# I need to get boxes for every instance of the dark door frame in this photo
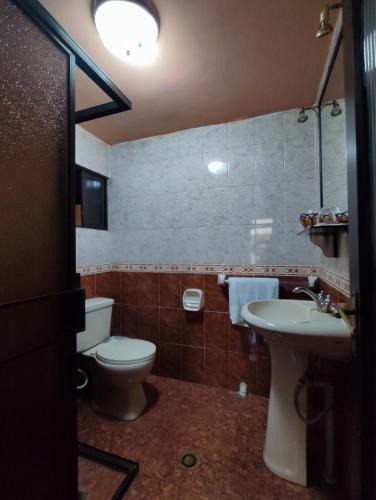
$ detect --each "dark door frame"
[4,0,134,496]
[343,0,375,498]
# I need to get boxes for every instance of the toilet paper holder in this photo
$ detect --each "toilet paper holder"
[182,289,204,311]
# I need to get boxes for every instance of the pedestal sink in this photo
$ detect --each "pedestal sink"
[241,300,353,486]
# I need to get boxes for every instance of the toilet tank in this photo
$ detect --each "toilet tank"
[77,297,114,353]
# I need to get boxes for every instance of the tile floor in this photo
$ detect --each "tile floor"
[78,375,332,499]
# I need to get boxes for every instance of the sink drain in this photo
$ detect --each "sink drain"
[179,451,199,469]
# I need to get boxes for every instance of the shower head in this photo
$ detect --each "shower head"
[316,5,332,38]
[316,19,333,38]
[297,108,309,123]
[330,100,342,116]
[316,3,342,39]
[297,105,319,123]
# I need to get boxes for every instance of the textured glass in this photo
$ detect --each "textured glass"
[0,0,70,302]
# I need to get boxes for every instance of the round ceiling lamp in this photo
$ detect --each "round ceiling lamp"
[93,0,159,65]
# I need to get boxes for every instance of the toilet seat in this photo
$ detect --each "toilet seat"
[96,337,156,366]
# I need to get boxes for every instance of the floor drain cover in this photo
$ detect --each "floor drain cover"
[179,452,199,469]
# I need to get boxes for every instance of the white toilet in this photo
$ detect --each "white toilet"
[77,297,156,421]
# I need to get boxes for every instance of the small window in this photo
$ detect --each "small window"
[76,165,108,230]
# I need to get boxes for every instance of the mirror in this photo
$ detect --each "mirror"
[320,43,347,211]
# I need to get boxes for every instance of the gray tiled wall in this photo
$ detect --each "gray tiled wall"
[109,109,320,266]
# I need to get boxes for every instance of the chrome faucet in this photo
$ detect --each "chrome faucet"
[293,287,332,313]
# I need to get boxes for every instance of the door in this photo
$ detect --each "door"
[0,0,83,498]
[342,0,376,498]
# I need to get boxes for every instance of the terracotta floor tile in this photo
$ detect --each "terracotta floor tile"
[78,375,334,500]
[78,456,124,500]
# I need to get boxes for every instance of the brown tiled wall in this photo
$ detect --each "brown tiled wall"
[80,272,308,396]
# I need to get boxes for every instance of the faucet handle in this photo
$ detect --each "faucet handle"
[323,294,332,312]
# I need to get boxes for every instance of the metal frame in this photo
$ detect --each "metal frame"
[317,28,344,207]
[78,442,139,499]
[14,0,132,124]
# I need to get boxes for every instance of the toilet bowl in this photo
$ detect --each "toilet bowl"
[77,297,156,421]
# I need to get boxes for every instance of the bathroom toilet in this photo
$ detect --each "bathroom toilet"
[77,297,156,421]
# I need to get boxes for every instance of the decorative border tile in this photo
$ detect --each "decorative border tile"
[318,267,350,297]
[114,263,319,276]
[77,264,112,276]
[77,262,349,297]
[79,263,318,277]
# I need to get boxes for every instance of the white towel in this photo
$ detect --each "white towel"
[229,277,279,325]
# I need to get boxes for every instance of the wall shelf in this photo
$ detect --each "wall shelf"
[298,223,348,258]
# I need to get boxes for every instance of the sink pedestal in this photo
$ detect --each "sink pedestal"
[241,298,353,486]
[263,341,308,486]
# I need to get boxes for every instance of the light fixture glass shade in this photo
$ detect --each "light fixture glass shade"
[94,0,159,65]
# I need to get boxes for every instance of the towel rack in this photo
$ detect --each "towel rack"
[218,274,229,285]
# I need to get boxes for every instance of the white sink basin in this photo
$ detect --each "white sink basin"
[240,299,353,487]
[241,299,353,360]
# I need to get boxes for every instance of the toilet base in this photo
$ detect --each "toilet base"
[92,381,147,421]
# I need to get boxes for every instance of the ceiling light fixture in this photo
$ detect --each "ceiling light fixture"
[93,0,159,65]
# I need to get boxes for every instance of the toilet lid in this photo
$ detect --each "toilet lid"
[96,337,156,366]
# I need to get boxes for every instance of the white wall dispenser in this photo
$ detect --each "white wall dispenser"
[182,289,204,311]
